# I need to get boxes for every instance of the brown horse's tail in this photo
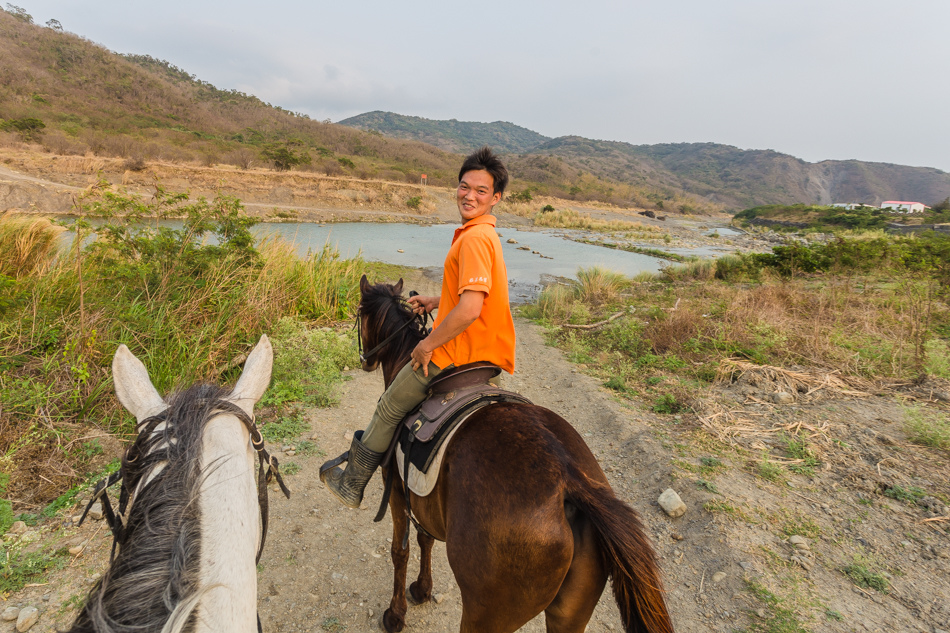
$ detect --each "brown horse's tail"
[567,477,674,633]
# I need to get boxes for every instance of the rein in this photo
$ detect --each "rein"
[356,291,429,365]
[80,398,290,564]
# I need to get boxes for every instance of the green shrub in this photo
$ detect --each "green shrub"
[406,196,422,210]
[264,318,358,408]
[883,485,926,504]
[261,143,311,171]
[904,406,950,451]
[652,393,683,414]
[843,556,889,593]
[0,117,46,140]
[604,376,631,393]
[508,190,533,203]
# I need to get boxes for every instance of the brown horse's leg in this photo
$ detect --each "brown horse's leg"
[408,529,435,603]
[383,473,410,633]
[543,508,608,633]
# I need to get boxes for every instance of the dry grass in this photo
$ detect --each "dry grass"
[576,266,629,303]
[716,360,872,398]
[635,278,947,378]
[697,398,837,453]
[532,208,654,232]
[659,258,717,282]
[0,211,66,278]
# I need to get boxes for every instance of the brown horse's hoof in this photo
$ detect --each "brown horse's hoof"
[408,580,432,604]
[381,608,405,633]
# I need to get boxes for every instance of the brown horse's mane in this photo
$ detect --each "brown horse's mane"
[360,281,427,379]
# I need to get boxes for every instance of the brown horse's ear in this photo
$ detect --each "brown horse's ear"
[360,274,370,294]
[393,278,404,295]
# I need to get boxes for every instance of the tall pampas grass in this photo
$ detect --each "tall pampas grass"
[0,212,66,278]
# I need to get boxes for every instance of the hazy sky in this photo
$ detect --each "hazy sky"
[18,0,950,171]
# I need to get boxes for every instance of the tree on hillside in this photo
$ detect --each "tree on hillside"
[261,142,311,172]
[45,18,63,30]
[0,117,45,141]
[4,3,32,23]
[931,197,949,212]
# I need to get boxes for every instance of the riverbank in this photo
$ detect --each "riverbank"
[0,146,734,234]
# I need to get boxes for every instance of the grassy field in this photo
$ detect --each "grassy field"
[0,185,409,534]
[524,235,950,416]
[521,235,950,631]
[734,203,950,232]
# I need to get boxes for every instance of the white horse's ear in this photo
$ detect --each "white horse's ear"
[113,345,168,424]
[228,334,273,417]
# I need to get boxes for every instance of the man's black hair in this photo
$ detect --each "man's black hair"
[458,146,509,196]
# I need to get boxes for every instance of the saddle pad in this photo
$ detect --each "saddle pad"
[395,408,476,497]
[399,392,531,471]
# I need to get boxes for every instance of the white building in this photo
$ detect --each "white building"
[831,203,870,210]
[881,201,930,214]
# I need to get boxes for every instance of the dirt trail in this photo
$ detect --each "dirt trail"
[2,156,949,632]
[255,314,705,633]
[5,302,950,632]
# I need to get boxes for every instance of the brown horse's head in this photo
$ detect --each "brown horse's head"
[357,275,424,381]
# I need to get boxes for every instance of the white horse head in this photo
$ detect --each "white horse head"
[71,335,274,633]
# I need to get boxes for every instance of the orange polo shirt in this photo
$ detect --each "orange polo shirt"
[431,214,516,374]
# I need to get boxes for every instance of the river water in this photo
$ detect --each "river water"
[256,222,664,300]
[63,219,667,301]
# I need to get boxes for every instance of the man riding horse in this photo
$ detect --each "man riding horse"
[321,147,516,507]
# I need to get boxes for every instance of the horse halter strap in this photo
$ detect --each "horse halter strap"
[356,292,429,364]
[80,398,291,565]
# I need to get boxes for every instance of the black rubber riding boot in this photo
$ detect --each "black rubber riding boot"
[319,431,384,509]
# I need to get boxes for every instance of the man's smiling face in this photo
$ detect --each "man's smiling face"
[456,169,501,222]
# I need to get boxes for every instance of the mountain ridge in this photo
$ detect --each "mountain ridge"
[1,7,947,213]
[339,111,950,209]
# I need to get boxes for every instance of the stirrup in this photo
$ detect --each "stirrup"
[319,431,383,509]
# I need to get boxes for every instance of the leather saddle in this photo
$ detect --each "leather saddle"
[381,362,531,473]
[374,362,532,537]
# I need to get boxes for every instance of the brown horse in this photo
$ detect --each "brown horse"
[357,276,674,633]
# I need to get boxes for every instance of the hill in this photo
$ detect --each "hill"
[622,142,950,209]
[0,10,462,185]
[340,111,950,210]
[4,7,945,214]
[338,111,550,154]
[0,9,661,209]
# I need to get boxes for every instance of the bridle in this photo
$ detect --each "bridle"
[356,290,430,365]
[79,399,289,564]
